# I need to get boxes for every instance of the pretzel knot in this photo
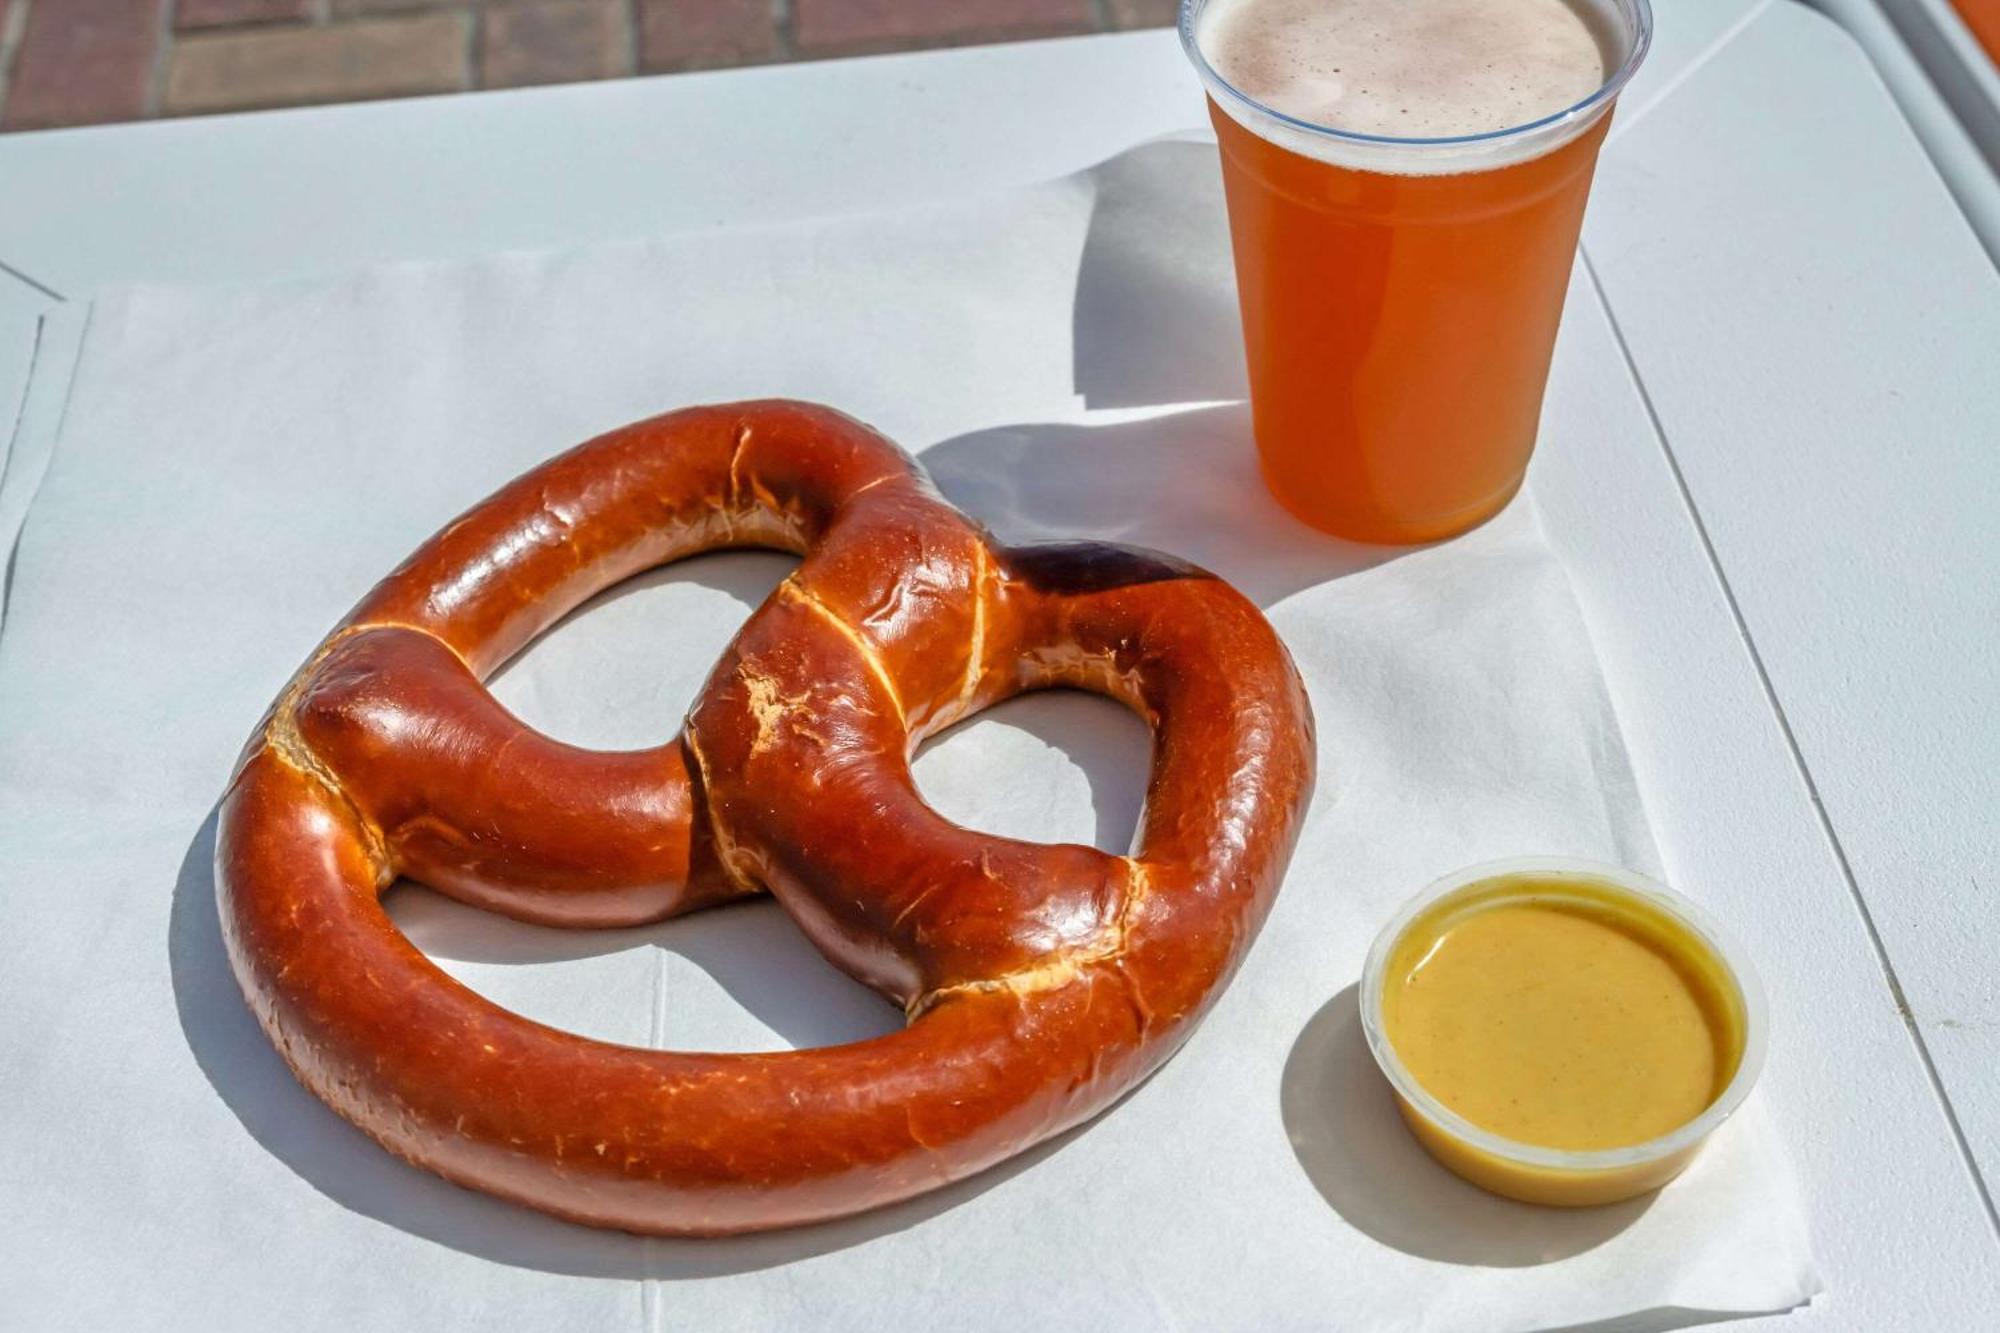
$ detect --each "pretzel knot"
[217,401,1315,1236]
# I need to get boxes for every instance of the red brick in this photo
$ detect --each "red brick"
[639,0,780,72]
[164,11,470,115]
[3,0,165,130]
[1108,0,1180,29]
[794,0,1093,54]
[177,0,315,30]
[482,0,629,88]
[331,0,469,13]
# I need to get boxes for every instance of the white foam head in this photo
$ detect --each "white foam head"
[1185,0,1651,176]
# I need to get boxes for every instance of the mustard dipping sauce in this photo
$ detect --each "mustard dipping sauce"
[1368,869,1756,1205]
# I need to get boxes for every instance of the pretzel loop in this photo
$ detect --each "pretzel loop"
[218,401,1314,1235]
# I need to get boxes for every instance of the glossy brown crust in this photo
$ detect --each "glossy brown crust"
[217,401,1315,1235]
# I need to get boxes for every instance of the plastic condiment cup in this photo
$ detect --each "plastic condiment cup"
[1359,857,1768,1207]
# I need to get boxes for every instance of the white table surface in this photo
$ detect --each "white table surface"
[2,2,1996,1328]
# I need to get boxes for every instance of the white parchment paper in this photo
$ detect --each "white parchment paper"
[0,141,1816,1332]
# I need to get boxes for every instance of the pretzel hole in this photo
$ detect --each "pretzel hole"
[379,549,922,1055]
[485,550,796,749]
[911,688,1152,856]
[383,883,902,1054]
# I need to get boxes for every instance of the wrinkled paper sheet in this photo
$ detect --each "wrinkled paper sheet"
[0,140,1816,1332]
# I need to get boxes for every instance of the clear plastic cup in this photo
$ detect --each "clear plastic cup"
[1360,857,1768,1206]
[1182,0,1655,543]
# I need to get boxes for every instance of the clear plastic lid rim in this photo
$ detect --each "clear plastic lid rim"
[1180,0,1656,177]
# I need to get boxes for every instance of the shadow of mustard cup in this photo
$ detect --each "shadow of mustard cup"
[1359,857,1768,1207]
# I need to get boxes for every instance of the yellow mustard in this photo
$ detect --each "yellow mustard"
[1365,864,1760,1206]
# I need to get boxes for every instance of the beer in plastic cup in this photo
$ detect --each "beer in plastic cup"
[1183,0,1654,543]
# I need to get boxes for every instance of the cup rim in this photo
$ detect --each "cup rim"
[1358,856,1769,1173]
[1178,0,1656,154]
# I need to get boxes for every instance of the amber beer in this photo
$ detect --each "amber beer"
[1185,0,1653,543]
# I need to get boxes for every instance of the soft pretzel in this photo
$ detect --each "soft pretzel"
[217,401,1315,1235]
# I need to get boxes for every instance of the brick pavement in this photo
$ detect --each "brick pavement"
[0,0,1182,131]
